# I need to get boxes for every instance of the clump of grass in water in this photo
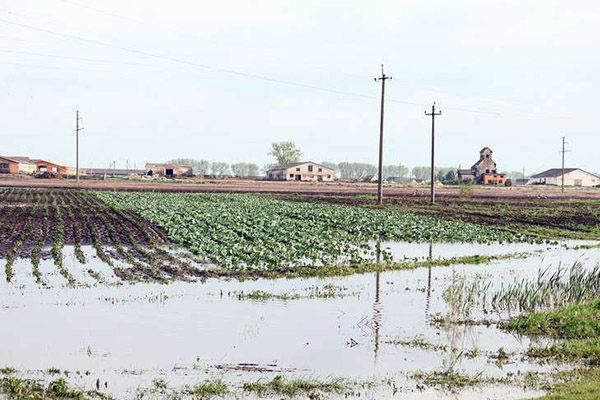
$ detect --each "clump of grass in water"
[190,380,228,399]
[242,375,344,397]
[443,262,600,317]
[504,299,600,366]
[492,262,600,313]
[0,376,94,399]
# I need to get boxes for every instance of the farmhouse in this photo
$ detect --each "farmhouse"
[457,147,506,185]
[0,156,36,174]
[145,163,193,178]
[528,168,600,187]
[267,162,334,181]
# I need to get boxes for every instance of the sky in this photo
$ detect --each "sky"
[0,0,598,174]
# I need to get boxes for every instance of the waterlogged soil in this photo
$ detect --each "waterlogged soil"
[1,242,599,399]
[0,188,213,283]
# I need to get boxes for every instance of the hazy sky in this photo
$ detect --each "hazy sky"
[1,0,598,173]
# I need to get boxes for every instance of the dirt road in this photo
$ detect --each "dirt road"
[0,175,598,199]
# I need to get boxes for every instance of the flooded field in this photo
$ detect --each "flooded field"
[1,240,598,399]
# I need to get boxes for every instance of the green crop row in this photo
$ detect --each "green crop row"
[96,192,530,270]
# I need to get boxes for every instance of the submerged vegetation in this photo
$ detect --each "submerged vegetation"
[443,262,600,316]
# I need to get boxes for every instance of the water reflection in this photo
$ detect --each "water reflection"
[373,240,382,363]
[425,241,433,316]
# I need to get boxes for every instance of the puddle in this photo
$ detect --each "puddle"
[0,241,597,399]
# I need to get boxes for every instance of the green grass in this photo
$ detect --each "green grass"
[530,369,600,400]
[0,377,108,400]
[191,380,228,399]
[242,375,344,397]
[505,299,600,339]
[502,300,600,399]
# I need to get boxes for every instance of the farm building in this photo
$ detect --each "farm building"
[267,162,334,181]
[528,168,600,187]
[83,168,145,177]
[33,159,75,175]
[145,163,194,178]
[0,156,36,174]
[457,147,506,185]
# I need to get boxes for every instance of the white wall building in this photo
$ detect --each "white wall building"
[528,168,600,187]
[267,162,335,181]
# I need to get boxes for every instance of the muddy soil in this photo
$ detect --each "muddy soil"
[1,175,599,200]
[0,188,206,283]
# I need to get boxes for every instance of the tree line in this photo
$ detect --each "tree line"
[167,159,259,177]
[170,143,532,181]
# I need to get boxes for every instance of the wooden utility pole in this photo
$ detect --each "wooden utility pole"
[560,136,571,193]
[425,102,441,204]
[374,65,391,205]
[75,110,83,183]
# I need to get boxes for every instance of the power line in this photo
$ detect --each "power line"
[0,49,157,67]
[0,16,506,115]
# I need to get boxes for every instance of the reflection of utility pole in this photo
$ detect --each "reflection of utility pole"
[426,241,433,315]
[373,271,381,363]
[425,103,441,204]
[374,65,391,205]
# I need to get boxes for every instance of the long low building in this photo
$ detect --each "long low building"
[145,163,194,177]
[267,161,335,181]
[0,156,75,175]
[529,168,600,187]
[83,168,146,177]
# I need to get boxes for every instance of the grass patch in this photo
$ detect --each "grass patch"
[242,375,344,397]
[530,369,600,400]
[0,377,107,399]
[190,379,228,399]
[504,299,600,339]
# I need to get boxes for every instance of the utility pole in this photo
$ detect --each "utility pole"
[523,167,526,184]
[561,136,571,193]
[374,65,391,205]
[424,102,441,204]
[75,110,83,183]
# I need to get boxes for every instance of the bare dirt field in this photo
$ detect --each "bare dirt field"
[0,175,599,200]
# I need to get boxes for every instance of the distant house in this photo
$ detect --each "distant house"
[0,156,36,174]
[145,163,194,178]
[528,168,600,187]
[457,147,506,185]
[267,162,334,181]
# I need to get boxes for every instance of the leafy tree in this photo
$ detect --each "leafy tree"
[210,162,230,177]
[269,141,302,165]
[231,163,247,176]
[436,167,455,182]
[247,163,259,177]
[383,164,408,179]
[337,162,377,179]
[445,170,456,183]
[411,166,431,181]
[231,162,260,177]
